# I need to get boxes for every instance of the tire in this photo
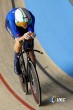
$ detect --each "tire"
[19,55,28,94]
[28,61,41,106]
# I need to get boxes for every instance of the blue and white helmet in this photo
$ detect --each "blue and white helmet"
[15,8,32,25]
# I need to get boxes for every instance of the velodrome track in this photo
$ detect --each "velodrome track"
[0,0,73,110]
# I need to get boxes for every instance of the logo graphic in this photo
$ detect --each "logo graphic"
[49,96,66,103]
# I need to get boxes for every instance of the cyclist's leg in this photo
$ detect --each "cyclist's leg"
[14,40,23,74]
[24,39,36,67]
[14,51,22,75]
[29,50,36,67]
[14,40,26,86]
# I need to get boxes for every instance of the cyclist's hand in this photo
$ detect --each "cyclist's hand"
[30,32,36,38]
[28,31,36,39]
[23,32,31,40]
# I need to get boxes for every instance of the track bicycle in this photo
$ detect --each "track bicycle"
[18,40,43,106]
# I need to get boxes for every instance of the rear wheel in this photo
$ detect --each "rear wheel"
[28,61,41,106]
[19,55,28,94]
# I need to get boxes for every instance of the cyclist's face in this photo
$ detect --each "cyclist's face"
[17,22,28,29]
[23,22,28,29]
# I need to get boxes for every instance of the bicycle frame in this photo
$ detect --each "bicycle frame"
[18,40,43,105]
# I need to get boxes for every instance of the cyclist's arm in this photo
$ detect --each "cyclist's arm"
[9,21,34,42]
[15,32,33,43]
[14,20,35,42]
[9,20,26,42]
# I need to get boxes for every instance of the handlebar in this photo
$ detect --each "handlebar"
[18,49,43,58]
[33,49,43,54]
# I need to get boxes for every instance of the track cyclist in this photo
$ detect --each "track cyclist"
[5,7,36,87]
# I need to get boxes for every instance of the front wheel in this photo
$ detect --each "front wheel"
[28,61,41,106]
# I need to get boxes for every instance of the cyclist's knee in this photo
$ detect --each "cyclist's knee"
[14,40,22,53]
